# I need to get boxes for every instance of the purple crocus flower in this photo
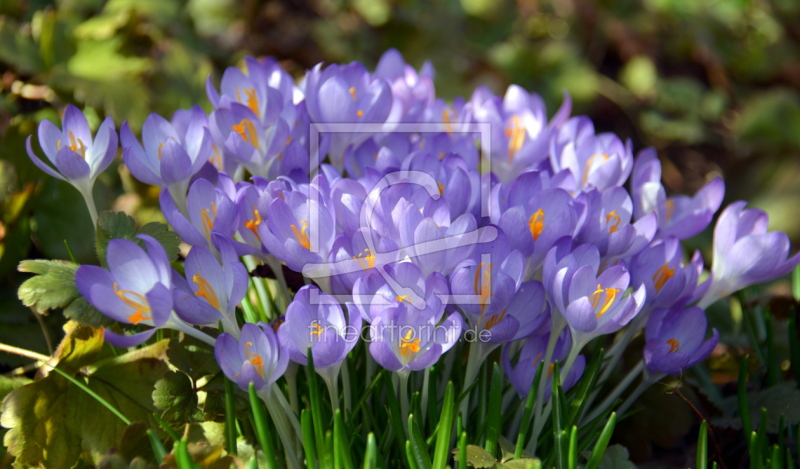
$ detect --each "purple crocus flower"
[630,236,708,312]
[215,322,289,391]
[545,248,646,347]
[575,187,657,264]
[373,48,435,123]
[277,285,360,382]
[549,120,633,193]
[450,259,549,345]
[26,105,118,223]
[121,107,212,212]
[160,176,240,254]
[502,329,585,398]
[75,235,212,347]
[208,103,290,179]
[496,187,585,275]
[698,201,800,307]
[172,236,248,335]
[368,290,462,372]
[631,148,725,240]
[303,61,394,170]
[352,262,449,323]
[257,176,336,275]
[643,305,719,376]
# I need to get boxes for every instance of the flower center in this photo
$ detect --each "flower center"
[473,262,494,318]
[244,206,263,242]
[114,282,152,325]
[200,202,218,240]
[244,341,265,378]
[485,309,507,330]
[232,119,259,148]
[236,87,260,117]
[209,144,224,170]
[652,262,676,293]
[665,199,676,223]
[528,209,545,241]
[56,130,87,159]
[310,322,324,337]
[192,271,221,309]
[605,210,621,234]
[399,330,421,361]
[589,284,621,318]
[353,248,375,269]
[290,219,311,250]
[505,115,525,162]
[667,338,680,353]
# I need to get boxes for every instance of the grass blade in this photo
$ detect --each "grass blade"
[764,312,778,387]
[335,409,355,469]
[516,359,545,458]
[307,350,328,465]
[405,441,421,469]
[585,412,616,469]
[788,311,800,389]
[147,429,167,463]
[384,372,409,465]
[485,363,503,458]
[302,409,319,469]
[432,381,455,469]
[697,420,708,469]
[363,433,377,469]
[223,376,238,456]
[567,347,603,427]
[408,414,433,469]
[249,383,278,469]
[552,363,565,469]
[458,431,468,469]
[567,425,578,469]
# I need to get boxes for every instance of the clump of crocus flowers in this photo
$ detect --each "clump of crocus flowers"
[29,48,800,464]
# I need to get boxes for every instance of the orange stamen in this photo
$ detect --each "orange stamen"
[528,209,545,241]
[290,220,311,250]
[667,338,680,353]
[192,271,221,309]
[114,282,152,325]
[652,262,676,293]
[606,210,621,234]
[232,119,259,148]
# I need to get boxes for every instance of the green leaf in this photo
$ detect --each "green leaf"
[96,211,181,264]
[620,56,657,98]
[501,459,541,469]
[0,324,170,469]
[137,222,181,261]
[452,445,497,468]
[17,259,79,314]
[152,370,198,425]
[485,363,502,458]
[166,335,219,381]
[596,445,636,469]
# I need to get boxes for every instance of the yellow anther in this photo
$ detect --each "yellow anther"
[244,341,264,378]
[437,181,446,196]
[200,202,218,240]
[353,249,375,269]
[589,284,621,318]
[399,330,421,360]
[56,130,87,159]
[605,210,622,234]
[528,209,545,241]
[505,115,525,162]
[582,152,610,186]
[232,119,259,149]
[236,87,260,116]
[192,271,221,309]
[348,87,357,101]
[114,282,152,325]
[244,206,263,241]
[547,363,555,379]
[473,262,494,318]
[665,199,676,223]
[485,309,507,330]
[396,295,411,303]
[667,338,680,353]
[209,144,224,170]
[652,262,676,293]
[310,322,324,336]
[290,220,311,250]
[356,110,364,118]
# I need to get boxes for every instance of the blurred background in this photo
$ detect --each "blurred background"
[1,0,799,464]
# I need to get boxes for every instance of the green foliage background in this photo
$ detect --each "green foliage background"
[1,0,800,465]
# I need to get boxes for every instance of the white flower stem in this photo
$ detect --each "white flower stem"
[168,318,216,346]
[79,186,98,228]
[528,320,565,455]
[583,359,645,424]
[398,370,411,435]
[261,389,301,469]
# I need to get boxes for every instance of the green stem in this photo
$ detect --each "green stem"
[262,389,302,469]
[399,370,411,434]
[582,360,644,424]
